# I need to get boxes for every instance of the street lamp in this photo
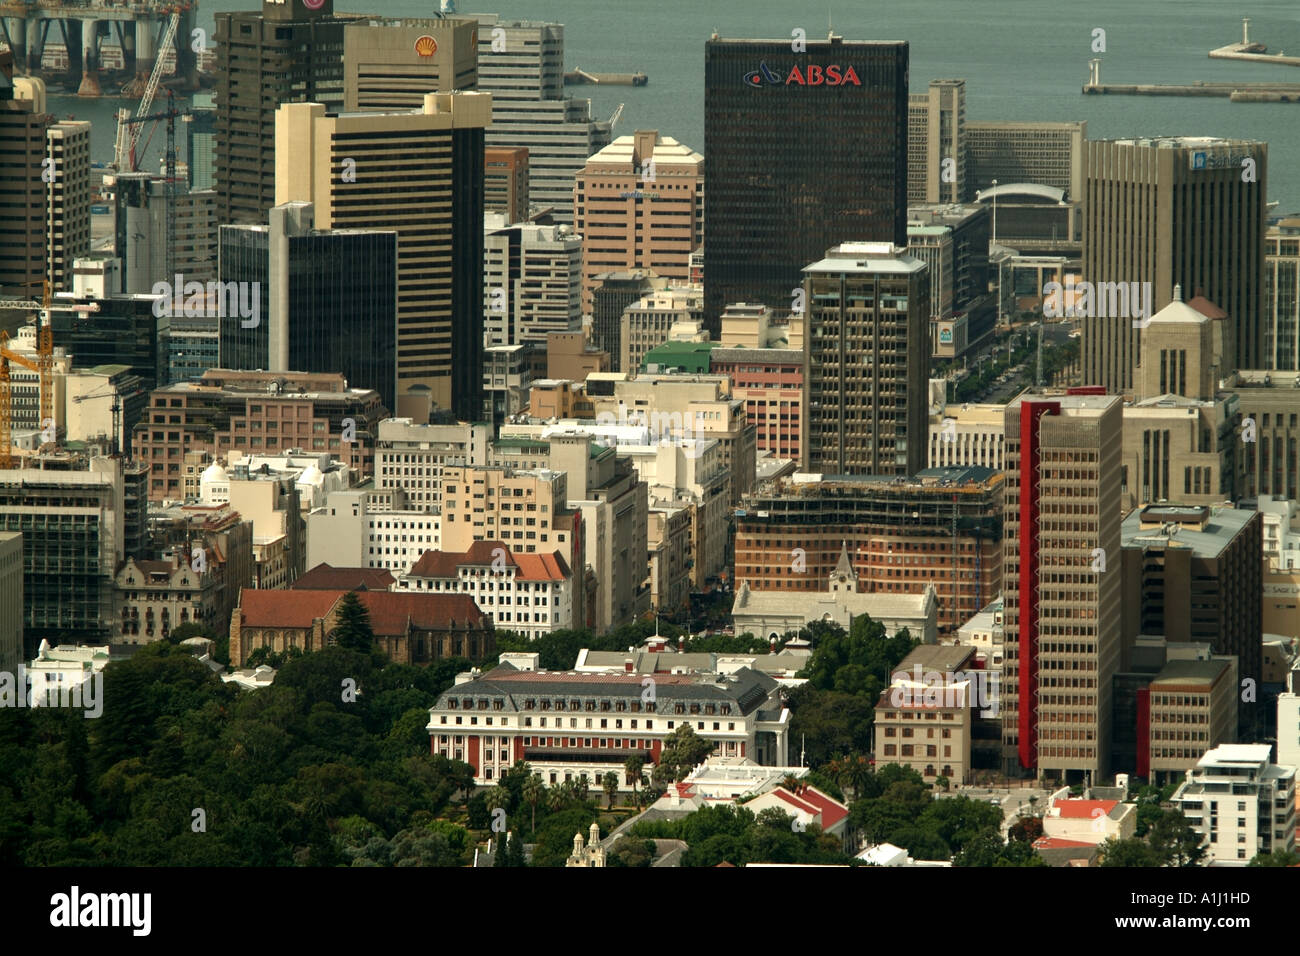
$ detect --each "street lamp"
[990,179,1003,329]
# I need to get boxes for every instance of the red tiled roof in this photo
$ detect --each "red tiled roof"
[408,541,515,579]
[238,589,486,634]
[238,589,340,628]
[1033,837,1095,849]
[514,550,571,581]
[1186,295,1227,319]
[293,563,396,591]
[792,785,849,830]
[1053,799,1118,820]
[355,591,487,635]
[772,788,820,816]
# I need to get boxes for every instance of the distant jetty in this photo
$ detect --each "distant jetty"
[1210,18,1300,67]
[565,69,648,86]
[1083,59,1300,102]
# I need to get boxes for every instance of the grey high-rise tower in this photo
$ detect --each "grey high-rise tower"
[475,15,610,223]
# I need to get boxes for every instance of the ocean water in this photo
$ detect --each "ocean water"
[44,0,1300,211]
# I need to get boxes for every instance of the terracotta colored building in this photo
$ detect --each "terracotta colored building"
[733,467,1003,635]
[131,369,386,502]
[709,346,804,462]
[230,588,493,666]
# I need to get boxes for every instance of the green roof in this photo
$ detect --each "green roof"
[641,341,716,373]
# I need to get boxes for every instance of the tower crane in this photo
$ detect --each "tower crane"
[0,282,100,469]
[116,90,192,279]
[72,381,140,458]
[113,10,182,173]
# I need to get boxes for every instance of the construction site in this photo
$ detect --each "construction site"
[0,0,201,97]
[732,466,1006,635]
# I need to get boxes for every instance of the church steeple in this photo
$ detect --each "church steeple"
[830,542,858,594]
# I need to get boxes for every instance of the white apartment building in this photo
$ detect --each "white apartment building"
[1171,744,1297,864]
[927,400,1006,471]
[375,418,490,514]
[484,214,583,346]
[1278,669,1300,778]
[1258,495,1300,571]
[306,488,442,575]
[394,540,575,639]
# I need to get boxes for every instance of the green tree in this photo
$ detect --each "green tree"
[1248,848,1300,867]
[602,772,619,809]
[506,829,527,867]
[659,724,714,781]
[608,836,656,867]
[522,774,544,832]
[624,755,645,807]
[1146,809,1205,867]
[332,591,375,653]
[1099,837,1164,867]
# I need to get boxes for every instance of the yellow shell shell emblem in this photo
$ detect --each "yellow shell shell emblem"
[415,35,438,58]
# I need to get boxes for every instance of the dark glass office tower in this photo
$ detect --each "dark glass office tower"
[217,225,271,374]
[704,35,909,332]
[220,203,398,409]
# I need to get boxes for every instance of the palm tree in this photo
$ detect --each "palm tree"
[522,773,544,833]
[602,772,619,809]
[841,754,872,800]
[624,755,646,807]
[573,773,590,803]
[781,773,802,793]
[485,783,511,815]
[546,783,567,814]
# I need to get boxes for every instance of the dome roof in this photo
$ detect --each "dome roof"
[201,463,228,483]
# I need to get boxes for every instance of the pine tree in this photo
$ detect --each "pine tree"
[332,591,374,652]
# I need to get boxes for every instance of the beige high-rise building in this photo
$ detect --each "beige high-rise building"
[1265,218,1300,371]
[590,374,756,506]
[574,130,704,314]
[907,79,965,205]
[1002,391,1123,781]
[801,242,930,477]
[1121,289,1242,510]
[343,17,478,111]
[44,120,91,292]
[1082,137,1268,392]
[1,72,51,294]
[439,465,573,557]
[619,286,704,374]
[485,147,529,223]
[275,93,491,420]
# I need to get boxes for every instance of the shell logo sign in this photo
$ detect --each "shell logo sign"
[302,0,326,10]
[415,35,438,58]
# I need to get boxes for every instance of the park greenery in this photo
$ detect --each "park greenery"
[1,597,1231,867]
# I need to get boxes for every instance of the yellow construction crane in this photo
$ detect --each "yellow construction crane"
[0,281,100,469]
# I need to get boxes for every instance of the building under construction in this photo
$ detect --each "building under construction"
[733,466,1004,635]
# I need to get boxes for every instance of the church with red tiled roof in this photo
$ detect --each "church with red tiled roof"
[230,587,495,666]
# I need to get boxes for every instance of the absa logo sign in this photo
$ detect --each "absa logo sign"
[744,62,862,87]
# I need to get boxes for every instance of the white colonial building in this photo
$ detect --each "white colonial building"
[426,652,791,789]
